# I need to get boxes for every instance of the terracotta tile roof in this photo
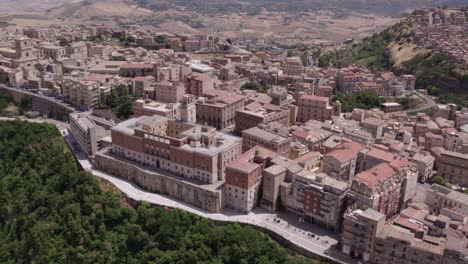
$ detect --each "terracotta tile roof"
[227,146,278,174]
[366,147,398,163]
[292,129,308,139]
[299,94,329,102]
[293,151,322,163]
[355,163,396,188]
[326,141,364,162]
[244,102,262,111]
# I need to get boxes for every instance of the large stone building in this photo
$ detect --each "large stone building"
[109,115,242,184]
[425,184,468,217]
[337,71,359,94]
[195,92,245,131]
[154,80,185,103]
[341,208,386,262]
[225,146,278,213]
[437,150,468,186]
[95,151,225,213]
[412,151,435,182]
[235,102,289,134]
[185,72,214,97]
[322,141,366,182]
[241,126,290,156]
[296,94,340,123]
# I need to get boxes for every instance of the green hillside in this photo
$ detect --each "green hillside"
[0,121,323,264]
[319,11,468,104]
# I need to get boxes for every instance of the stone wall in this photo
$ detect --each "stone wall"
[0,85,73,121]
[95,150,225,213]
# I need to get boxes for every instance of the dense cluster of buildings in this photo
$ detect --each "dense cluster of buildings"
[411,8,467,62]
[1,17,468,263]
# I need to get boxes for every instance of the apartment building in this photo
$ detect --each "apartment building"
[442,128,468,154]
[110,115,242,184]
[361,146,404,170]
[196,93,245,131]
[297,94,340,123]
[61,77,101,109]
[301,172,349,231]
[322,141,366,182]
[412,151,435,182]
[373,223,445,264]
[133,76,155,99]
[235,102,289,134]
[341,208,386,262]
[225,146,278,213]
[425,184,468,216]
[283,57,304,76]
[350,163,405,220]
[69,112,107,156]
[185,72,214,97]
[242,126,291,156]
[154,80,185,103]
[361,117,386,139]
[401,75,416,91]
[337,71,359,94]
[437,150,468,186]
[280,170,348,231]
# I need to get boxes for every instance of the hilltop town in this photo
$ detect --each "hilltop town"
[0,5,467,264]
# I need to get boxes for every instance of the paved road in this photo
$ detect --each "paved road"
[405,91,437,114]
[0,118,357,264]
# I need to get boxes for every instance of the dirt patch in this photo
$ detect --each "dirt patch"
[389,42,428,68]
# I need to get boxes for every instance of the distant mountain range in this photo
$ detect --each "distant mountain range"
[1,0,467,16]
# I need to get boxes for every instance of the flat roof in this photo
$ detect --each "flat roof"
[243,127,289,143]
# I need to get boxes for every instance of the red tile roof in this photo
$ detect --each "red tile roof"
[326,141,365,162]
[293,151,322,163]
[355,163,396,188]
[299,94,330,102]
[227,146,278,173]
[292,129,308,139]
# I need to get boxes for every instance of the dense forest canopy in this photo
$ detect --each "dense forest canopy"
[0,121,322,264]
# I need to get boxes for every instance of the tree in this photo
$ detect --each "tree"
[432,176,445,186]
[154,35,166,44]
[333,91,384,113]
[241,82,266,93]
[19,95,32,112]
[0,121,325,264]
[99,84,134,119]
[0,90,12,111]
